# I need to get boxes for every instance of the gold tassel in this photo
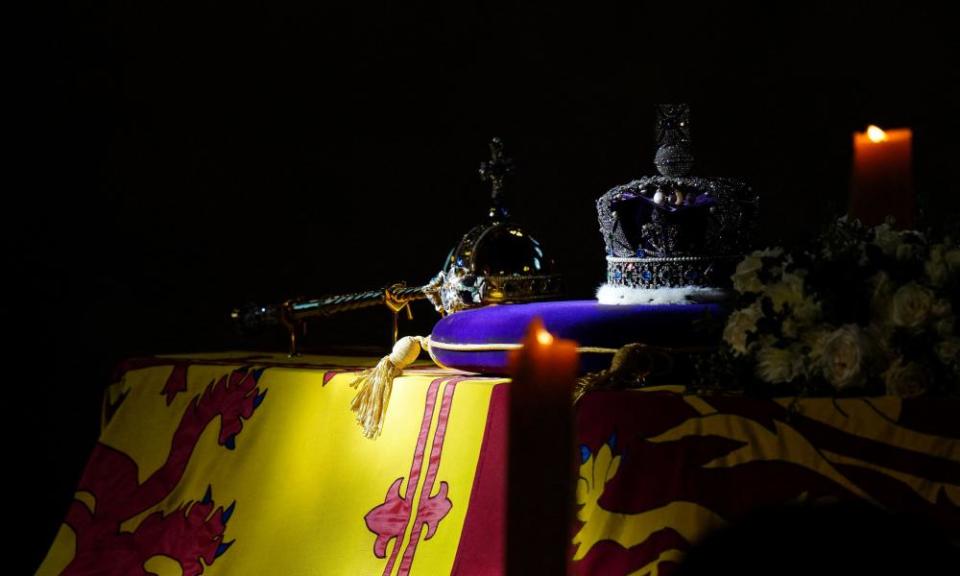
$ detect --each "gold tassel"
[349,335,426,439]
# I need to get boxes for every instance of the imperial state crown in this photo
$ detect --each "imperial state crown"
[596,104,758,302]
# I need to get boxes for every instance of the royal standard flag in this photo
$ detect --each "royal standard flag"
[37,352,507,575]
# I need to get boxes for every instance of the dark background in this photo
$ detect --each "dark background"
[10,1,959,571]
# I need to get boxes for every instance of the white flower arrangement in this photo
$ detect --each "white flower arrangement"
[721,217,960,397]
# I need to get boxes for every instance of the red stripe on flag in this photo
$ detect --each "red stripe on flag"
[379,378,443,576]
[451,382,508,575]
[397,378,463,574]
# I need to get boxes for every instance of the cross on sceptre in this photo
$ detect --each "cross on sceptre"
[479,137,515,220]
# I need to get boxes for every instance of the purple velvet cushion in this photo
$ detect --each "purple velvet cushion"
[430,299,727,375]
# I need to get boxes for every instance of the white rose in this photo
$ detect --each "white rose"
[723,302,763,355]
[932,299,952,318]
[925,260,947,286]
[945,249,960,274]
[731,256,764,294]
[937,339,960,364]
[935,318,955,338]
[805,329,831,364]
[765,272,805,313]
[891,282,934,329]
[925,244,948,286]
[755,345,805,384]
[782,317,799,338]
[820,325,867,390]
[872,223,902,256]
[755,247,785,259]
[794,297,823,325]
[883,358,928,398]
[896,243,921,262]
[869,272,894,326]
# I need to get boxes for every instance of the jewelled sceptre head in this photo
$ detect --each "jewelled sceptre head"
[232,137,562,355]
[478,136,515,220]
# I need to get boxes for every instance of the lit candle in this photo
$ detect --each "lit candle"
[850,125,914,228]
[506,318,578,575]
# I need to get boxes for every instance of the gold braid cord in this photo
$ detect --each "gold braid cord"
[574,343,715,403]
[350,336,713,438]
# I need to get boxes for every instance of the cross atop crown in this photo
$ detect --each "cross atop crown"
[654,104,694,177]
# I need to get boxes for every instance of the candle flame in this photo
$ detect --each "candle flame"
[866,125,888,143]
[536,327,554,345]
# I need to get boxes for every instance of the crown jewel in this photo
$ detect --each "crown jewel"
[597,105,758,291]
[427,138,563,313]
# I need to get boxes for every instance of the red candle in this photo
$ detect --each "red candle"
[506,318,578,575]
[850,125,914,228]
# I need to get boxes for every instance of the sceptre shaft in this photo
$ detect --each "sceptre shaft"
[231,279,439,356]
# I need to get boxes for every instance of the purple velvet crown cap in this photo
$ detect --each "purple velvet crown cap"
[429,299,728,375]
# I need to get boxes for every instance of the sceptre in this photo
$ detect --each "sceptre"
[232,138,563,355]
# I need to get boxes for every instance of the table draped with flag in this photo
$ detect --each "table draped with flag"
[37,352,959,575]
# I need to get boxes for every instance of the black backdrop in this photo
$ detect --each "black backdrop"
[10,2,960,571]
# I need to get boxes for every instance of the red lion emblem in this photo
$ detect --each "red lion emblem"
[61,366,267,576]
